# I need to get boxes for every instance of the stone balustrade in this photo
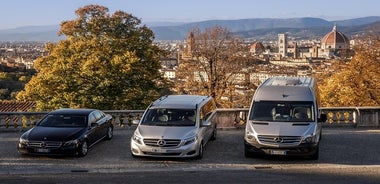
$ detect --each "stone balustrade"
[0,107,379,130]
[320,107,380,127]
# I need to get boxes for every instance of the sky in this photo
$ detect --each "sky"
[1,0,380,30]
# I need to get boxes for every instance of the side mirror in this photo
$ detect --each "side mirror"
[90,122,98,128]
[318,114,327,123]
[132,119,140,125]
[201,119,212,127]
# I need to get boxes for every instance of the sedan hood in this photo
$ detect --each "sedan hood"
[26,126,86,141]
[137,125,196,139]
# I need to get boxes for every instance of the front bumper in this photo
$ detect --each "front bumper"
[17,143,80,156]
[130,139,200,158]
[244,140,318,157]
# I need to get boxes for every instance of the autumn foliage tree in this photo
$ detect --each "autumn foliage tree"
[318,25,380,107]
[16,5,170,110]
[175,26,256,108]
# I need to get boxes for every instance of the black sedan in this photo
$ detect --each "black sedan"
[17,108,113,157]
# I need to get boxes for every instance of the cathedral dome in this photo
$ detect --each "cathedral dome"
[321,25,350,49]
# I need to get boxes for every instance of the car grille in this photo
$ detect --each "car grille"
[143,139,181,147]
[27,141,62,148]
[257,135,301,146]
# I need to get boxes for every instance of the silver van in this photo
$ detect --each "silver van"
[130,95,217,159]
[244,77,326,160]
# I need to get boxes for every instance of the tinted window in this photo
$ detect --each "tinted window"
[88,113,97,124]
[201,99,216,121]
[141,108,196,126]
[94,111,103,120]
[249,101,314,122]
[39,114,87,127]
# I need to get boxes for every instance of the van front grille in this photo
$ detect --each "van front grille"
[257,135,301,146]
[143,139,181,147]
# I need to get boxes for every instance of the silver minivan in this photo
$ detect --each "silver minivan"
[244,77,326,160]
[130,95,217,159]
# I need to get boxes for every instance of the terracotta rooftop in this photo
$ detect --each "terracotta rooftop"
[321,25,350,45]
[0,101,36,112]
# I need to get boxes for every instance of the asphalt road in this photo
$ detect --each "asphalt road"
[1,127,380,183]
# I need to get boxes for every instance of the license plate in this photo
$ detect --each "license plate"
[270,150,286,155]
[36,148,50,153]
[152,148,166,153]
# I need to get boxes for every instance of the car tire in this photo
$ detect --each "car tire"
[105,126,113,140]
[196,142,204,159]
[210,126,217,141]
[244,148,253,158]
[78,141,88,157]
[308,146,319,160]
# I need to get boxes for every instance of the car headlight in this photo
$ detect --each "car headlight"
[183,136,197,145]
[245,132,257,143]
[19,137,29,145]
[132,132,143,145]
[302,135,316,143]
[63,139,79,147]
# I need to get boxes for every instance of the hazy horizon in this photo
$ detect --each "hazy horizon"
[1,0,380,30]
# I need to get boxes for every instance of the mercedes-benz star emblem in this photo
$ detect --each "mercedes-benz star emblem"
[274,137,284,143]
[157,140,166,147]
[40,142,47,148]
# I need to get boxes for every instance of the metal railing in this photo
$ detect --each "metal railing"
[0,107,379,130]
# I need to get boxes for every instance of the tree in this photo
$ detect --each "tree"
[16,5,170,110]
[318,25,380,107]
[175,26,256,108]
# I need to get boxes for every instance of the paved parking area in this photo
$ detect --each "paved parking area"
[1,127,380,174]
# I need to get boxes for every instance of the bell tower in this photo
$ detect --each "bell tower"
[278,33,288,59]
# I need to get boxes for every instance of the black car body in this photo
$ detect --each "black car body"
[17,108,113,156]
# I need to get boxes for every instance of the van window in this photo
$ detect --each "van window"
[249,101,314,122]
[201,99,216,121]
[141,108,196,126]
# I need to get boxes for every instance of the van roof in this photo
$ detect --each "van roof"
[266,77,313,87]
[253,77,315,102]
[150,95,210,109]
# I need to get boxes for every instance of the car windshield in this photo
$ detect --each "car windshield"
[249,101,315,122]
[141,108,196,126]
[38,114,87,127]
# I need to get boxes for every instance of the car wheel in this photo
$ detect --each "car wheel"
[210,126,217,141]
[105,126,113,140]
[244,148,252,158]
[309,146,319,160]
[196,142,204,159]
[78,141,88,157]
[244,146,257,158]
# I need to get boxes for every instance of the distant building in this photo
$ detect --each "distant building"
[275,25,350,60]
[278,33,288,58]
[182,32,195,60]
[320,25,350,58]
[249,42,266,55]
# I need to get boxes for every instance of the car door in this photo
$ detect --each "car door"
[200,100,217,142]
[87,112,100,145]
[93,110,108,138]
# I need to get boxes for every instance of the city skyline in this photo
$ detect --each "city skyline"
[1,0,380,30]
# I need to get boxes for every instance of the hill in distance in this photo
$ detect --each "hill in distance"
[0,16,380,42]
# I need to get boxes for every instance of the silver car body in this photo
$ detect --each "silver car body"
[131,95,217,158]
[244,77,323,159]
